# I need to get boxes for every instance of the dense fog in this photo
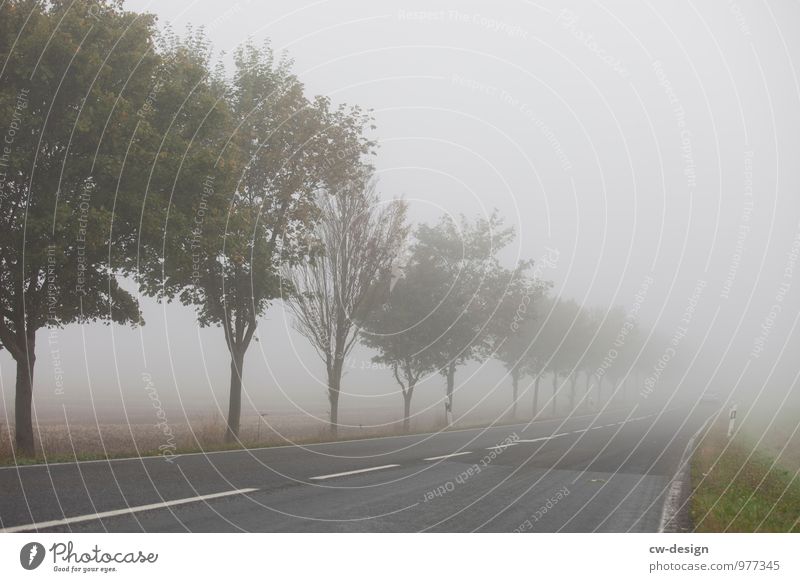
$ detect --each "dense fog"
[1,0,798,444]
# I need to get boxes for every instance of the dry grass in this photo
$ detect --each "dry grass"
[0,404,576,466]
[0,413,447,465]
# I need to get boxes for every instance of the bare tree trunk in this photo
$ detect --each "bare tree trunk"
[551,372,558,416]
[444,361,456,426]
[15,336,36,457]
[224,346,245,443]
[402,385,414,433]
[569,373,577,411]
[510,367,520,420]
[585,371,595,408]
[329,380,341,438]
[328,356,344,438]
[532,374,541,418]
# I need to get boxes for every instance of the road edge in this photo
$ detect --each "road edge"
[658,411,717,532]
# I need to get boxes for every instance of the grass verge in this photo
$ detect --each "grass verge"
[690,424,800,532]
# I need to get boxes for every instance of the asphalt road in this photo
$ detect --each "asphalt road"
[0,403,718,532]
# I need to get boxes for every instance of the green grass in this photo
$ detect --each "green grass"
[691,425,800,532]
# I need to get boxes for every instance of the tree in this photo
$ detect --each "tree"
[413,212,515,425]
[283,178,407,436]
[580,307,606,408]
[527,351,548,418]
[144,40,374,442]
[520,295,554,418]
[564,306,591,412]
[587,306,628,404]
[609,317,641,403]
[0,0,165,455]
[359,255,442,432]
[487,266,550,419]
[540,298,583,416]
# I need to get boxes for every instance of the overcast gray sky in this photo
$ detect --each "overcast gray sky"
[2,0,799,430]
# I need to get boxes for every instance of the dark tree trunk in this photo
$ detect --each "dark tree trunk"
[532,375,541,418]
[402,385,414,433]
[569,373,577,411]
[15,336,36,457]
[329,380,341,438]
[551,372,558,416]
[224,346,245,443]
[328,355,345,438]
[444,361,456,425]
[586,372,596,408]
[510,367,520,420]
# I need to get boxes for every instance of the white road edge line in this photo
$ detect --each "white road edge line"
[0,488,259,533]
[309,464,400,481]
[423,452,472,461]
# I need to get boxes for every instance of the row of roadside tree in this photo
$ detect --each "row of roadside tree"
[0,1,668,456]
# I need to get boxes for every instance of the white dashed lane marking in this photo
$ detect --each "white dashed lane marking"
[309,464,401,481]
[423,452,473,461]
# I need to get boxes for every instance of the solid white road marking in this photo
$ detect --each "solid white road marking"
[423,452,472,461]
[0,488,259,533]
[309,464,400,481]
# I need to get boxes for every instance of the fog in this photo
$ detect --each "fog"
[2,0,799,439]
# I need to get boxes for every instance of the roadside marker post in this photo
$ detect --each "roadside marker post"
[727,404,737,438]
[257,413,268,442]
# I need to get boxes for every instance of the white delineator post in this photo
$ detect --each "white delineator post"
[727,404,737,438]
